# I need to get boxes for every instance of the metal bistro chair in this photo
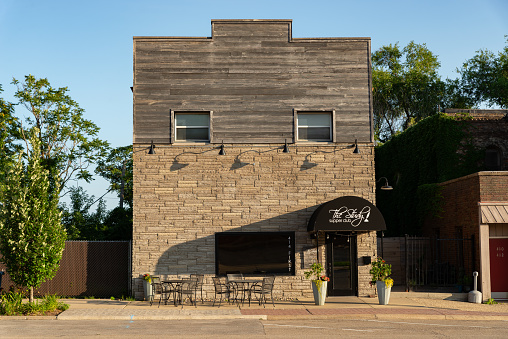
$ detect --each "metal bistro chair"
[212,276,230,307]
[178,278,198,308]
[190,274,205,304]
[250,276,275,308]
[150,276,163,306]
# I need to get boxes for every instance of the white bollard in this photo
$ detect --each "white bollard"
[468,271,482,304]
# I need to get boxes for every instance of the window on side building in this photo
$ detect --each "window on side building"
[174,112,210,142]
[297,112,332,142]
[485,146,502,170]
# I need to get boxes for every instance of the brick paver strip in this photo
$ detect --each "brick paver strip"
[240,309,310,316]
[241,308,508,317]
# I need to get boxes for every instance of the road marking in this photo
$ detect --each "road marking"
[264,324,328,329]
[365,319,493,329]
[343,328,374,332]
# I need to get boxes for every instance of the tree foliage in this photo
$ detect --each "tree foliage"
[60,186,108,240]
[60,186,132,241]
[456,38,508,108]
[372,41,446,142]
[0,85,20,190]
[95,145,133,209]
[0,130,66,302]
[11,75,109,194]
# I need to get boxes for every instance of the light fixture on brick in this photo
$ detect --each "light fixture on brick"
[148,140,156,154]
[283,139,290,153]
[353,139,360,154]
[218,141,226,156]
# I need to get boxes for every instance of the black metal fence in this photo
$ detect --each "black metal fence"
[404,235,475,291]
[0,241,131,298]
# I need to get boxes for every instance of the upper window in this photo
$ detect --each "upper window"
[175,113,210,142]
[485,146,502,170]
[297,113,332,142]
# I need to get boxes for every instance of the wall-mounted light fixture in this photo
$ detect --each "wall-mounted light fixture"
[377,177,393,190]
[353,139,360,154]
[218,141,226,156]
[148,140,156,154]
[282,139,290,153]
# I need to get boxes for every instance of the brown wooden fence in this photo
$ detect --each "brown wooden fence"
[0,241,131,298]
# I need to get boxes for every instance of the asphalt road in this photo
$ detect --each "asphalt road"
[2,318,508,338]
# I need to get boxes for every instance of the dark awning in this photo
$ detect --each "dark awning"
[307,196,386,232]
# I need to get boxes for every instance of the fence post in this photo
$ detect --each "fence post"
[405,234,409,292]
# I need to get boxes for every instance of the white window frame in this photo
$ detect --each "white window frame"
[293,110,336,142]
[170,110,213,143]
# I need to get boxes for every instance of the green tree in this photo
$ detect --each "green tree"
[95,145,133,209]
[0,85,20,191]
[441,78,476,110]
[103,206,132,240]
[11,75,109,194]
[60,186,132,240]
[94,146,134,241]
[372,42,446,142]
[59,186,108,240]
[456,39,508,108]
[0,129,66,302]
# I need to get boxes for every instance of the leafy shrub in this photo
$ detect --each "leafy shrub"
[0,292,68,315]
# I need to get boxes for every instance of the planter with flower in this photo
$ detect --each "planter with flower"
[369,257,393,305]
[304,263,330,305]
[142,273,153,301]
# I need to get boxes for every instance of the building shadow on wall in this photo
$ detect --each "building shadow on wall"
[152,206,319,279]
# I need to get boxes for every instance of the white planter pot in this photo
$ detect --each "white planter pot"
[143,280,153,301]
[376,280,391,305]
[311,280,328,305]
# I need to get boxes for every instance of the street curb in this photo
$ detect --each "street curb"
[55,308,268,321]
[56,314,267,320]
[3,313,507,322]
[0,315,58,320]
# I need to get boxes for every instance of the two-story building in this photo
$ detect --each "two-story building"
[132,20,385,299]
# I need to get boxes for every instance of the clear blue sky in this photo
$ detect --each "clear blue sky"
[1,0,506,209]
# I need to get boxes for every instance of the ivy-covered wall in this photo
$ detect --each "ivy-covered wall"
[375,113,484,236]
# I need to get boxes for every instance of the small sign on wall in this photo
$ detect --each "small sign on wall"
[301,247,317,269]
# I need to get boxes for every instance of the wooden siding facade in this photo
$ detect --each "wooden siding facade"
[133,19,373,145]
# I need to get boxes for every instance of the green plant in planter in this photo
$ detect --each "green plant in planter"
[304,263,330,291]
[369,257,393,287]
[143,274,152,283]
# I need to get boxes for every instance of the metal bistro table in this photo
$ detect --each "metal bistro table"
[228,279,263,306]
[162,279,185,306]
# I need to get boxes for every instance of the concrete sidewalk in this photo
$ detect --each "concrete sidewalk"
[50,292,508,321]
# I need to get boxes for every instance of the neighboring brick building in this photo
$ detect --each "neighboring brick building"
[422,110,508,300]
[424,172,508,300]
[132,20,385,300]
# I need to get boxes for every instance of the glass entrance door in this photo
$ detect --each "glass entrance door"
[326,233,357,296]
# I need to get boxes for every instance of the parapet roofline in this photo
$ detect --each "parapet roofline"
[211,19,293,23]
[134,19,370,42]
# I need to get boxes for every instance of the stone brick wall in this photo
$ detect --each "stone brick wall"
[132,143,377,299]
